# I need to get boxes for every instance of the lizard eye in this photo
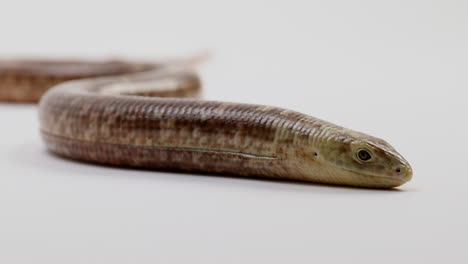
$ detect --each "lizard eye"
[357,149,372,162]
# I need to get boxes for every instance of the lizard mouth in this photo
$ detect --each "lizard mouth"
[342,168,412,188]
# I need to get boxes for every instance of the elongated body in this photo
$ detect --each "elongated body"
[0,58,412,188]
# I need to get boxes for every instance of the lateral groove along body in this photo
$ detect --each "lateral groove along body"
[0,58,413,188]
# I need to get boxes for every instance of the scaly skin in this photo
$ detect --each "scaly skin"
[0,58,412,188]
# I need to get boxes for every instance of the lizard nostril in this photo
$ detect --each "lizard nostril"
[395,167,401,173]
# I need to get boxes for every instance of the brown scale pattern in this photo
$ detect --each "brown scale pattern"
[39,88,313,180]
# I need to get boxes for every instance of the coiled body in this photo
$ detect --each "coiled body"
[0,58,413,188]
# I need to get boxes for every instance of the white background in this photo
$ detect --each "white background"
[0,0,467,263]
